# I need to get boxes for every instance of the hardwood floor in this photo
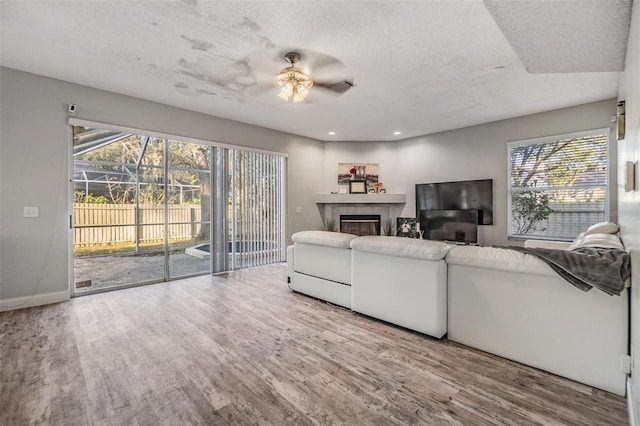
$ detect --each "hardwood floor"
[0,263,628,425]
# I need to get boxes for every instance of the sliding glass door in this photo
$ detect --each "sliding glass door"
[167,141,212,279]
[71,122,286,295]
[72,128,214,294]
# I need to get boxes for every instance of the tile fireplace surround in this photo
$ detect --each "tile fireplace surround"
[314,194,406,234]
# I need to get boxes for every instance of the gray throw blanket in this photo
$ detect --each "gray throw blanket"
[496,246,631,296]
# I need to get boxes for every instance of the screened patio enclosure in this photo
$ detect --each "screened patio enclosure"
[72,124,287,294]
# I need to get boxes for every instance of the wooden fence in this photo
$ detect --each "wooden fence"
[519,201,606,239]
[73,203,202,247]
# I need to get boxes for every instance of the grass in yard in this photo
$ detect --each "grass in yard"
[74,239,200,257]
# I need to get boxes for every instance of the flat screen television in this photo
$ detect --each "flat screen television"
[419,209,479,243]
[415,179,493,225]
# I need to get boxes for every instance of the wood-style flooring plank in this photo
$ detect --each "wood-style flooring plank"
[0,263,629,425]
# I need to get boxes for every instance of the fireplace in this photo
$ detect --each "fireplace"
[340,214,381,236]
[316,194,405,239]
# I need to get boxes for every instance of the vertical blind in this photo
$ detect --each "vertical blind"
[507,131,608,240]
[228,149,286,269]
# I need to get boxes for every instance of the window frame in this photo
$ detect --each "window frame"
[506,128,611,242]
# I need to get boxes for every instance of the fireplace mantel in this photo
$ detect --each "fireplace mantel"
[316,194,405,232]
[314,193,406,204]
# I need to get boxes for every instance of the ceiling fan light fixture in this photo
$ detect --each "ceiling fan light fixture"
[293,84,310,102]
[278,83,293,101]
[273,52,314,102]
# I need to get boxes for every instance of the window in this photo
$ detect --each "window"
[507,129,609,240]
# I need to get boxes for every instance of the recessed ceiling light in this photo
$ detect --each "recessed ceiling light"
[328,131,336,135]
[393,131,402,135]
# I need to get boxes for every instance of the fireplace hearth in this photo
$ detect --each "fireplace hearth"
[340,214,381,236]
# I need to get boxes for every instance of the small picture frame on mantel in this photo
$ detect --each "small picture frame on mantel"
[349,180,367,194]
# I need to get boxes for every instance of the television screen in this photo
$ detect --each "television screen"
[420,209,478,243]
[415,179,493,225]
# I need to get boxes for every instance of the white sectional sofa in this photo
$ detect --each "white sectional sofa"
[286,224,630,396]
[446,243,628,396]
[287,231,357,309]
[350,236,450,338]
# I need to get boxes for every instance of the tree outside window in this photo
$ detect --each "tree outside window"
[508,130,609,240]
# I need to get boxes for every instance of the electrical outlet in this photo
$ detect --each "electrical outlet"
[296,207,302,213]
[23,207,39,218]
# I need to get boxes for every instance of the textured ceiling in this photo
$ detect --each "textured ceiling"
[485,0,632,73]
[0,0,632,142]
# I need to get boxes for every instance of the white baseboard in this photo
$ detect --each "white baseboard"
[0,290,70,312]
[629,377,638,426]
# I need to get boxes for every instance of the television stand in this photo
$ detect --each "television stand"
[445,241,480,246]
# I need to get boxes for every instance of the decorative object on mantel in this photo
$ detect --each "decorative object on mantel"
[338,162,379,184]
[367,181,376,193]
[349,180,367,194]
[374,182,385,193]
[617,101,625,141]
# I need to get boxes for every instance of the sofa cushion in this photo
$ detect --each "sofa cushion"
[350,236,451,260]
[584,221,619,235]
[292,230,357,249]
[446,246,557,276]
[568,233,624,251]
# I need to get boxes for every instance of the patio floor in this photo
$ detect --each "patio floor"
[74,252,209,292]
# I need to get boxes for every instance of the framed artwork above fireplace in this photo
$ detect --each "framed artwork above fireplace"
[338,163,379,184]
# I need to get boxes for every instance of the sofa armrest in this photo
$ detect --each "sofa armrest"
[292,230,357,249]
[524,240,571,250]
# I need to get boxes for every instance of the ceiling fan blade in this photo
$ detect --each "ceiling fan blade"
[307,52,345,76]
[314,79,355,95]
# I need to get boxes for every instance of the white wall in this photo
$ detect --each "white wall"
[618,0,640,419]
[323,99,617,246]
[0,67,323,307]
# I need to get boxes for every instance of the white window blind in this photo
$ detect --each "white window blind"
[507,130,609,240]
[228,150,286,269]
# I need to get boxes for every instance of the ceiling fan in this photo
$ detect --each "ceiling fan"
[272,51,354,102]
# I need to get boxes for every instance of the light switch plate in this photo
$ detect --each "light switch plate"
[24,206,39,218]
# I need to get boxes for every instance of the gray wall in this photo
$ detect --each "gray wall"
[323,99,617,246]
[618,0,640,417]
[0,67,323,303]
[0,66,622,310]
